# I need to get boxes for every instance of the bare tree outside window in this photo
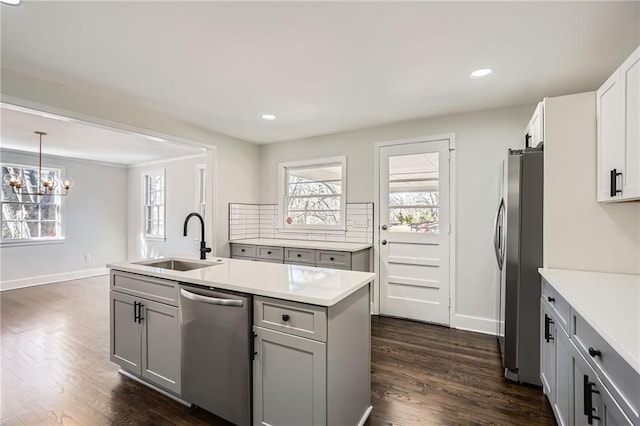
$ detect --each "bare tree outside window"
[281,158,346,229]
[1,164,62,241]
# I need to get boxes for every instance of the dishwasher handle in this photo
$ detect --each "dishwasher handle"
[180,288,244,307]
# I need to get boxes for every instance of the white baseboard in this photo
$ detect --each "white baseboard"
[452,313,499,336]
[1,267,109,291]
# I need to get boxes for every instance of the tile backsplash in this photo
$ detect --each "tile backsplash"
[229,202,373,244]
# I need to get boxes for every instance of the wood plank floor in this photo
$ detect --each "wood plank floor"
[1,276,554,425]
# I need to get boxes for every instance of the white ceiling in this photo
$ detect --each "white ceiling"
[1,1,639,144]
[0,105,205,165]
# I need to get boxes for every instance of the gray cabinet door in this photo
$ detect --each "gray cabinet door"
[110,291,142,374]
[141,299,181,394]
[555,326,570,426]
[540,301,556,400]
[253,326,326,426]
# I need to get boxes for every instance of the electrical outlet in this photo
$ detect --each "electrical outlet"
[85,254,91,262]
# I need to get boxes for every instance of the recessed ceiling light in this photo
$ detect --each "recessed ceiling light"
[1,0,21,6]
[261,114,277,121]
[470,68,493,79]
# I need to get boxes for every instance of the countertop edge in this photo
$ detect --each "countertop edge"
[108,260,375,307]
[229,238,373,252]
[538,268,640,375]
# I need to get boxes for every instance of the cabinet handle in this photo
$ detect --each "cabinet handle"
[544,314,554,342]
[547,296,555,303]
[282,314,290,322]
[588,347,602,358]
[297,254,301,257]
[267,251,272,255]
[330,257,335,261]
[381,240,387,245]
[583,375,601,425]
[138,304,144,323]
[134,301,139,323]
[610,169,622,197]
[381,224,388,230]
[241,248,245,252]
[525,133,531,148]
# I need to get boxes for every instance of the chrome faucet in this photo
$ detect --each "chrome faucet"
[183,212,212,260]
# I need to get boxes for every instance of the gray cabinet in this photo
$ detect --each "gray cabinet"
[110,271,181,395]
[541,278,638,426]
[253,286,371,426]
[571,344,632,426]
[230,242,371,272]
[253,326,327,426]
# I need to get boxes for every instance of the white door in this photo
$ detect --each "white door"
[379,139,450,325]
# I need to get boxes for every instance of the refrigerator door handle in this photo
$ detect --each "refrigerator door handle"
[493,198,505,270]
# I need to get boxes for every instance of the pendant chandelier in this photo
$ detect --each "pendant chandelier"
[3,131,74,196]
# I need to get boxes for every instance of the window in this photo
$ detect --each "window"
[279,157,346,230]
[1,163,62,241]
[144,170,165,239]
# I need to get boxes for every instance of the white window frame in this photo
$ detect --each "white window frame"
[278,156,347,231]
[196,163,206,219]
[1,162,65,245]
[143,169,166,240]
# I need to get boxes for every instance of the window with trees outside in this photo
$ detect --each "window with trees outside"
[1,164,62,241]
[279,157,346,230]
[144,170,165,239]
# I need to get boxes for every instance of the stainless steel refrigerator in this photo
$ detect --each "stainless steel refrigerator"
[495,147,543,386]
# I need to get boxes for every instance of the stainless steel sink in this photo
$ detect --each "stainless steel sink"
[136,259,216,271]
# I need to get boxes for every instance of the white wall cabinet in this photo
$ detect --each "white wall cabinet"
[597,46,640,202]
[110,271,181,395]
[524,102,545,148]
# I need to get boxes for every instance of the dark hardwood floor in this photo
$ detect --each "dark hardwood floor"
[1,276,554,425]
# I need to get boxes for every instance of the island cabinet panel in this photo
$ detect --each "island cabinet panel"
[540,301,556,400]
[110,271,181,396]
[111,291,142,373]
[253,285,371,426]
[253,327,327,426]
[141,300,180,394]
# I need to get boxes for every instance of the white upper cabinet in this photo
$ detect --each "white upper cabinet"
[597,46,640,202]
[524,101,544,148]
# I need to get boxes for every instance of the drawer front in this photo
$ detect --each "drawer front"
[573,311,639,423]
[315,250,352,270]
[284,248,315,265]
[254,296,327,342]
[542,279,570,333]
[231,243,256,259]
[111,271,178,306]
[256,246,284,262]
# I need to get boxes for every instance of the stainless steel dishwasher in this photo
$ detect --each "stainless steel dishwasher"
[179,283,252,426]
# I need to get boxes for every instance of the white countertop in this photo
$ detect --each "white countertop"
[230,238,372,252]
[539,268,640,374]
[108,256,376,307]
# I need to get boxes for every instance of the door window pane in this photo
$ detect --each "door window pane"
[388,153,440,233]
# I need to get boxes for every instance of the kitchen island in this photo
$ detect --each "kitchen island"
[107,256,375,426]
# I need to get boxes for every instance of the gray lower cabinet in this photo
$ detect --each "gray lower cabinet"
[541,278,637,426]
[230,242,371,272]
[110,272,181,395]
[571,344,632,426]
[253,326,327,426]
[252,286,371,426]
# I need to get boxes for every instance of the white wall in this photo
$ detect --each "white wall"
[259,104,536,333]
[1,68,261,257]
[0,150,127,289]
[544,92,640,274]
[127,155,211,259]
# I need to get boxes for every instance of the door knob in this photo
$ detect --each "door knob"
[381,240,387,245]
[381,225,388,230]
